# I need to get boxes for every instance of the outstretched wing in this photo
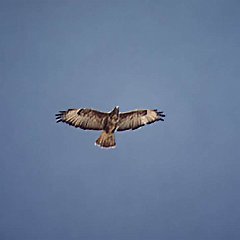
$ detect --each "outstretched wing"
[55,108,108,130]
[117,109,165,131]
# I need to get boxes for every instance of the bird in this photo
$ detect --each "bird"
[55,106,165,148]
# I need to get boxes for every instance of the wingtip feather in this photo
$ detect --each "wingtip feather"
[157,111,165,117]
[153,109,165,121]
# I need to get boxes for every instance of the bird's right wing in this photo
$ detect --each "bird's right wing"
[55,108,108,130]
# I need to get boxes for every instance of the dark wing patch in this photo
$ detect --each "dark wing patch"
[55,108,108,130]
[117,109,165,131]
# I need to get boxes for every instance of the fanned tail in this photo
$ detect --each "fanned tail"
[95,131,116,148]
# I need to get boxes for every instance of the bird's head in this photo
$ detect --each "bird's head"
[110,106,119,118]
[114,106,119,113]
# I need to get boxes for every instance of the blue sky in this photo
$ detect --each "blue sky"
[1,0,240,239]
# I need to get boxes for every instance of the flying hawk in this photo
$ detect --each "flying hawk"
[55,106,165,148]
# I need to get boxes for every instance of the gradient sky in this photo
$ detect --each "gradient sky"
[1,1,240,239]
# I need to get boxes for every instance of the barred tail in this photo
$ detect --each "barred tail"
[95,131,116,148]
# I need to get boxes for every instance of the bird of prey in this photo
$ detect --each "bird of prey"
[55,106,165,148]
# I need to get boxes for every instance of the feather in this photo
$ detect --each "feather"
[117,109,165,131]
[55,108,108,130]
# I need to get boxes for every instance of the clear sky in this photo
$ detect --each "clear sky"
[1,0,240,239]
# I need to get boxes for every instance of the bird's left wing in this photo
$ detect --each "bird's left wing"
[55,108,108,130]
[117,109,165,131]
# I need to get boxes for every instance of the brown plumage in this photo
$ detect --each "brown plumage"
[55,106,165,148]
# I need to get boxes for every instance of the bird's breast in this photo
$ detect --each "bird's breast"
[104,116,119,133]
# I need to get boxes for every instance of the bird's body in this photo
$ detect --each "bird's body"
[56,106,165,148]
[102,106,120,133]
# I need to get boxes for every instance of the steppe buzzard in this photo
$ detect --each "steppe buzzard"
[55,106,165,148]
